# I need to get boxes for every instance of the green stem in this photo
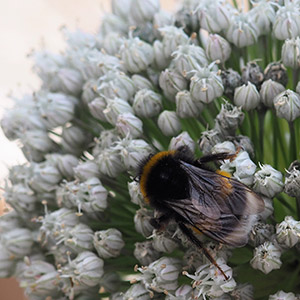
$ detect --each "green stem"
[258,108,267,161]
[288,121,297,163]
[293,68,300,90]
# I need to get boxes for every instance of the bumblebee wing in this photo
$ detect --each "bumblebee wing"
[180,161,265,217]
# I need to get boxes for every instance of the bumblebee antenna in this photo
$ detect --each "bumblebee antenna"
[178,223,229,281]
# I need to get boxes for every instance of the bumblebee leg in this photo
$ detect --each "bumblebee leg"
[150,214,172,230]
[178,223,229,281]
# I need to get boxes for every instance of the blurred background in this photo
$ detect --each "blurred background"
[0,0,176,299]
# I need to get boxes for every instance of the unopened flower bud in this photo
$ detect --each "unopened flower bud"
[133,89,162,118]
[169,131,195,153]
[116,112,143,138]
[225,13,259,48]
[96,148,125,178]
[134,208,154,237]
[273,3,300,40]
[258,196,274,221]
[269,291,297,300]
[250,242,282,274]
[276,216,300,248]
[234,82,260,111]
[111,0,132,20]
[285,161,300,198]
[102,32,123,55]
[82,78,99,105]
[190,67,224,104]
[249,222,275,247]
[128,181,144,206]
[124,283,150,300]
[159,69,188,101]
[134,241,160,266]
[152,230,178,253]
[55,154,78,180]
[260,79,285,108]
[74,160,100,181]
[175,90,203,118]
[241,61,264,90]
[264,62,288,87]
[157,110,182,136]
[221,68,243,100]
[72,251,104,287]
[231,283,254,300]
[165,284,193,300]
[104,98,133,125]
[205,34,231,63]
[2,228,33,258]
[152,40,171,70]
[282,38,300,69]
[65,223,94,253]
[212,141,235,154]
[172,44,208,79]
[253,164,283,198]
[0,243,15,277]
[129,0,159,24]
[159,26,189,58]
[215,102,244,136]
[120,37,154,73]
[132,75,154,91]
[274,90,300,122]
[94,229,125,259]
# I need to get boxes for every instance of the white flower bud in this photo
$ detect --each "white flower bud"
[231,283,254,300]
[82,78,99,105]
[111,0,132,20]
[175,0,199,32]
[124,283,150,300]
[260,79,286,108]
[134,208,154,237]
[273,3,300,40]
[258,196,274,221]
[134,241,160,266]
[276,216,300,248]
[0,243,15,277]
[165,284,193,300]
[120,37,154,73]
[116,112,143,139]
[253,164,283,198]
[205,34,231,63]
[5,183,37,214]
[195,0,231,33]
[128,181,144,206]
[94,229,125,259]
[88,96,107,122]
[63,27,96,49]
[212,141,236,154]
[172,44,208,79]
[250,241,282,274]
[55,154,78,180]
[281,37,300,69]
[129,0,159,24]
[61,125,88,156]
[190,67,224,104]
[160,26,189,58]
[104,98,133,125]
[29,162,61,193]
[131,75,154,91]
[103,32,123,55]
[249,1,275,35]
[97,70,136,103]
[96,148,125,178]
[285,161,300,198]
[72,251,104,287]
[2,228,33,258]
[159,69,188,101]
[133,89,163,118]
[234,82,260,111]
[65,223,94,253]
[157,110,182,137]
[153,10,173,36]
[116,138,153,170]
[0,211,22,234]
[274,90,300,122]
[74,160,100,181]
[99,14,128,36]
[225,13,259,48]
[152,230,178,253]
[152,40,171,70]
[249,222,275,247]
[169,131,195,153]
[34,91,76,129]
[175,90,204,118]
[269,291,297,300]
[21,129,56,162]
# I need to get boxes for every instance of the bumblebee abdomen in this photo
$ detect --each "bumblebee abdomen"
[139,151,190,204]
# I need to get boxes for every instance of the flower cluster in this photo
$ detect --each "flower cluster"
[1,0,300,299]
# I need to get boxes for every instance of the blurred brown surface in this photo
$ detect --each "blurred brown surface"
[0,278,27,300]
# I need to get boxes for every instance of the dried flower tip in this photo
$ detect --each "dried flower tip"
[276,216,300,248]
[241,61,264,90]
[285,160,300,198]
[264,62,288,87]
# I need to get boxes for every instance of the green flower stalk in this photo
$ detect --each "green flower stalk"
[1,0,300,299]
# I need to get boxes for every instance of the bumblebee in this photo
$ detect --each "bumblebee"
[137,147,264,279]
